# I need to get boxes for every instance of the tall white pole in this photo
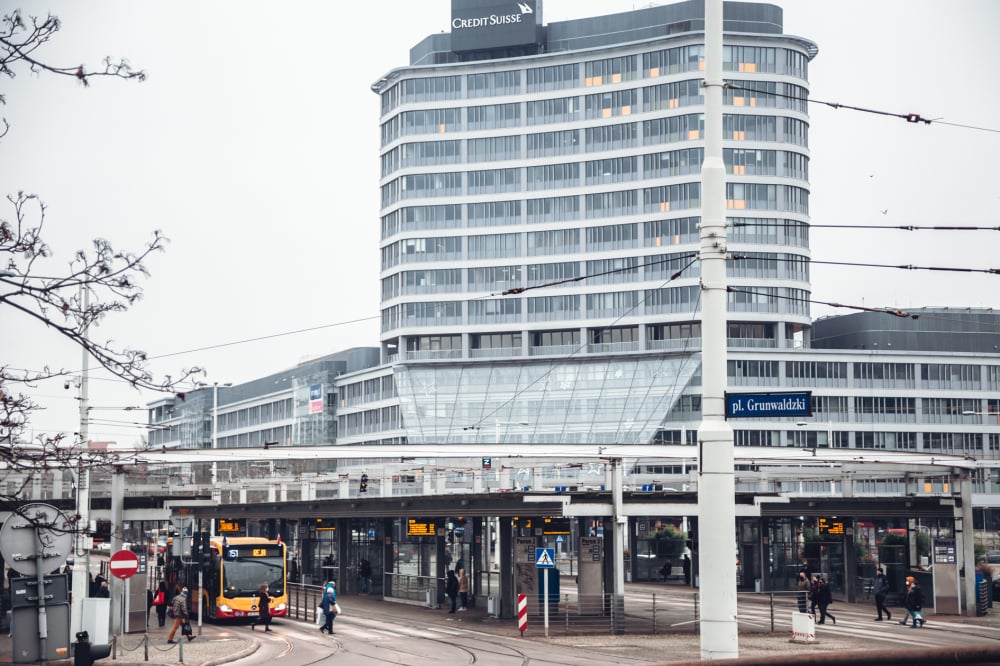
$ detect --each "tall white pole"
[71,286,91,639]
[698,0,739,658]
[611,458,625,634]
[211,382,219,536]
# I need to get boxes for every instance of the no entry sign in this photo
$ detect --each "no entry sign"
[109,549,140,579]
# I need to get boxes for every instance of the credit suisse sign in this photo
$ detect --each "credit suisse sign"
[451,0,538,52]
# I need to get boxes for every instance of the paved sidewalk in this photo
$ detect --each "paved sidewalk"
[0,613,257,666]
[2,585,999,665]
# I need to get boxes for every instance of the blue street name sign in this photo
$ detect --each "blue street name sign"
[725,391,812,418]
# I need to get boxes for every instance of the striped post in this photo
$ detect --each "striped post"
[517,593,527,635]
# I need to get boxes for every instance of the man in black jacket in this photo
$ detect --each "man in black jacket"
[872,567,891,621]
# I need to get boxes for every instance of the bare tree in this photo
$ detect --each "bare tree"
[0,9,199,514]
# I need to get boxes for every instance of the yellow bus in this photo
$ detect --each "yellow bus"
[168,536,287,621]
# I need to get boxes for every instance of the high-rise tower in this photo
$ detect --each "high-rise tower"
[368,0,816,445]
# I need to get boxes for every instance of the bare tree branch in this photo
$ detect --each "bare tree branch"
[0,8,200,534]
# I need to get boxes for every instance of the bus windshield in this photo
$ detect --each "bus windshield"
[222,556,284,597]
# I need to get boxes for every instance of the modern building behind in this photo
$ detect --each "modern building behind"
[146,1,1000,511]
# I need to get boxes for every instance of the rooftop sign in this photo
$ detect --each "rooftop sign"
[451,0,539,52]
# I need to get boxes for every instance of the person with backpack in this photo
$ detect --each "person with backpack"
[166,587,195,644]
[319,582,338,634]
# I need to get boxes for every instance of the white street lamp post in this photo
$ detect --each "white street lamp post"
[210,382,232,536]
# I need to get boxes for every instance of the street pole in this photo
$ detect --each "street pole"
[611,458,625,635]
[71,286,91,640]
[211,383,219,536]
[698,0,739,658]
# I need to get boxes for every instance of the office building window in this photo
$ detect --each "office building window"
[643,44,704,77]
[643,114,703,145]
[643,79,702,112]
[584,55,638,86]
[467,103,520,130]
[527,63,579,92]
[526,195,579,224]
[585,88,639,119]
[526,129,580,158]
[467,70,521,98]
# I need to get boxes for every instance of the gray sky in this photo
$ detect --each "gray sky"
[2,1,998,442]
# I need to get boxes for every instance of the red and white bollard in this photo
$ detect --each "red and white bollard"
[517,593,527,636]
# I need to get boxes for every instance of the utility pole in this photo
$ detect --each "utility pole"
[70,286,91,639]
[698,0,739,658]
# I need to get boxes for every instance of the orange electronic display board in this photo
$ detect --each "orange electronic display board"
[818,518,845,535]
[407,519,437,537]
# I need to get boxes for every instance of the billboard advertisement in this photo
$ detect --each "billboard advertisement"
[309,383,324,414]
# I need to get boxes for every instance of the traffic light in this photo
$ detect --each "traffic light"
[200,531,211,570]
[359,473,368,493]
[190,532,201,560]
[75,631,111,666]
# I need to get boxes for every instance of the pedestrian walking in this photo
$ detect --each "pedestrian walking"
[682,554,691,585]
[457,568,469,611]
[872,567,892,621]
[796,570,810,613]
[250,583,272,632]
[903,576,926,628]
[809,575,821,615]
[166,587,195,644]
[319,581,338,634]
[152,581,168,627]
[446,570,459,614]
[814,576,836,625]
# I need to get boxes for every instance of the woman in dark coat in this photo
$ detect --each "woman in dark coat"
[446,570,459,613]
[814,576,836,625]
[153,581,169,627]
[251,583,272,632]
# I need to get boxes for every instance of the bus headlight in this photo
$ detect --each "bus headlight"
[273,602,287,613]
[218,605,233,614]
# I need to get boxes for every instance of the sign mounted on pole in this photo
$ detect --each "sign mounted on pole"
[535,548,555,569]
[109,549,140,579]
[725,391,812,419]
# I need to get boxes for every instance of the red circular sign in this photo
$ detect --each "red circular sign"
[109,549,140,579]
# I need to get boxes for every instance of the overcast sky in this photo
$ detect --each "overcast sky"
[2,1,998,443]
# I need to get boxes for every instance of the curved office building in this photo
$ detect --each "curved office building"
[369,0,816,445]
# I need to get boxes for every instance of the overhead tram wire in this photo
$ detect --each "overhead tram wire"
[725,83,1000,134]
[725,286,920,319]
[733,221,1000,232]
[730,253,1000,276]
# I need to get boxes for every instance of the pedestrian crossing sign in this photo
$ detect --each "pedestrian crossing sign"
[535,547,555,568]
